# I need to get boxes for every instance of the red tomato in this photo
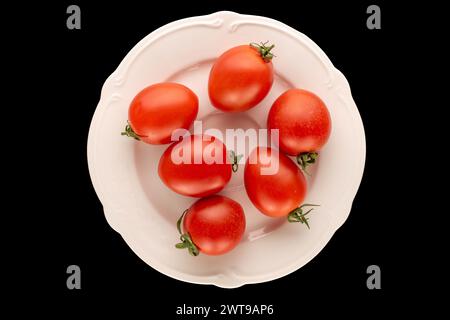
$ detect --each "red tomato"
[176,195,246,256]
[267,88,331,170]
[244,146,307,218]
[158,134,232,197]
[122,82,198,144]
[208,43,274,112]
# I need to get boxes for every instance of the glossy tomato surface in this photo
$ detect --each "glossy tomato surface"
[244,146,307,217]
[208,45,273,112]
[158,134,232,197]
[128,82,198,144]
[183,195,246,255]
[267,88,331,155]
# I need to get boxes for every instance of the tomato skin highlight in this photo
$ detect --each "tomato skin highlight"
[128,82,198,144]
[208,45,274,112]
[158,134,232,197]
[184,195,246,255]
[267,88,331,155]
[244,147,307,217]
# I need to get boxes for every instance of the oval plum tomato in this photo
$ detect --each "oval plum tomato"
[208,43,275,112]
[267,88,331,171]
[175,195,246,256]
[244,146,318,227]
[158,134,232,197]
[122,82,198,144]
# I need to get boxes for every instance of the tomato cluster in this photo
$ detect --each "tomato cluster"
[122,42,331,256]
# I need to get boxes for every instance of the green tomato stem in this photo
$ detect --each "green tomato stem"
[296,152,319,173]
[287,204,320,228]
[175,209,199,256]
[250,41,276,62]
[121,121,142,141]
[229,150,243,173]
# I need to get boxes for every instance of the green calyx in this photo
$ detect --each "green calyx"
[229,150,243,173]
[121,121,141,141]
[287,204,320,228]
[296,152,319,173]
[175,209,199,256]
[250,41,275,62]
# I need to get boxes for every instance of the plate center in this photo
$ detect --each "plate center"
[199,111,261,191]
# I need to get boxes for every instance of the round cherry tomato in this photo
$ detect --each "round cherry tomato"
[176,195,246,256]
[122,82,198,144]
[158,134,232,197]
[267,88,331,170]
[208,43,274,112]
[244,146,307,218]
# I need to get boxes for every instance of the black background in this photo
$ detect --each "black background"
[9,0,426,316]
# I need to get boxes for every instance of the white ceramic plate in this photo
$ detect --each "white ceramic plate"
[87,11,366,288]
